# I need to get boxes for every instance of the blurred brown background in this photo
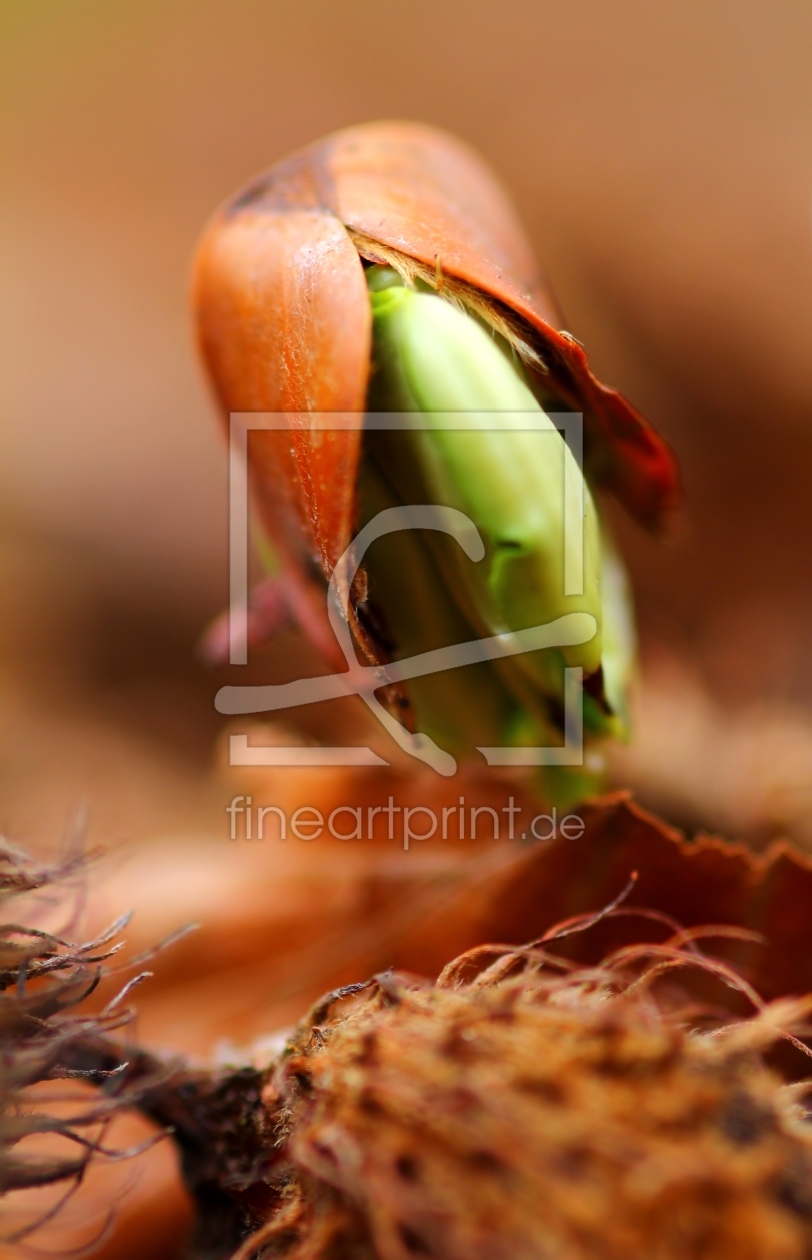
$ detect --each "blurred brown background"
[1,5,812,1251]
[1,0,811,849]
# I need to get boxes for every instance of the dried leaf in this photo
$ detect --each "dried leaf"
[393,792,812,1007]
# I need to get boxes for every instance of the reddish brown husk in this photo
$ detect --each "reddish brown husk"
[193,121,680,594]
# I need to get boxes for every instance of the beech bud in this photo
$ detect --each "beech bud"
[193,122,678,791]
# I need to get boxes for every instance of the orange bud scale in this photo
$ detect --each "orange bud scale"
[194,121,679,585]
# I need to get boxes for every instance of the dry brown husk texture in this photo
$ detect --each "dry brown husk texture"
[233,927,812,1260]
[9,798,812,1258]
[0,837,186,1242]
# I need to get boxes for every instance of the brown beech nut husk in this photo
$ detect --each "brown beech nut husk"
[229,940,812,1260]
[8,806,812,1257]
[193,120,680,591]
[0,842,194,1257]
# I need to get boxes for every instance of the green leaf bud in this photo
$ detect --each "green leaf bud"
[366,280,604,691]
